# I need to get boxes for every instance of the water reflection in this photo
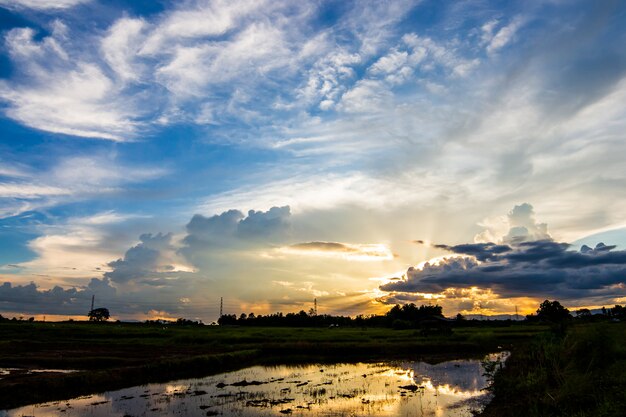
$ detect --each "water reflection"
[0,368,77,380]
[1,353,507,417]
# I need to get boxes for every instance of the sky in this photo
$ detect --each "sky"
[1,0,626,322]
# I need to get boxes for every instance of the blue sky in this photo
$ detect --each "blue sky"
[1,0,626,321]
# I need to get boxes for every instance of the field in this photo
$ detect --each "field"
[0,321,546,409]
[481,322,626,417]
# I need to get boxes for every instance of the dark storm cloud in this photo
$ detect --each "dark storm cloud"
[433,243,512,261]
[380,242,626,301]
[0,278,115,316]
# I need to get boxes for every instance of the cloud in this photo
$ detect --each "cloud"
[237,206,291,238]
[381,239,626,302]
[280,241,394,261]
[0,27,141,141]
[475,203,550,244]
[12,211,155,280]
[485,17,525,54]
[139,0,270,54]
[0,183,70,198]
[183,206,290,244]
[380,205,626,304]
[180,206,291,267]
[104,233,190,285]
[0,277,114,316]
[101,17,148,82]
[433,243,512,262]
[0,0,90,10]
[0,155,167,218]
[155,22,293,98]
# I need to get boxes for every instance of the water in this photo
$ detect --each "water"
[0,368,77,380]
[1,352,507,417]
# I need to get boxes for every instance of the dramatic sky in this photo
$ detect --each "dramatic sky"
[1,0,626,322]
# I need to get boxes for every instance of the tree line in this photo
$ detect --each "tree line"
[1,300,624,326]
[217,303,446,328]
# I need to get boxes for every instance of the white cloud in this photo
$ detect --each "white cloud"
[297,50,362,110]
[401,33,479,77]
[474,203,550,244]
[485,17,525,54]
[140,0,268,54]
[370,49,409,75]
[339,79,393,113]
[50,155,166,192]
[0,27,143,140]
[156,23,291,97]
[101,18,148,82]
[0,183,70,198]
[0,0,90,10]
[15,212,135,281]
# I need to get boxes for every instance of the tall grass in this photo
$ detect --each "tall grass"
[480,322,626,417]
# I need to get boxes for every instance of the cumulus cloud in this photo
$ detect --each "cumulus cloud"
[104,233,191,285]
[475,203,550,244]
[180,206,291,267]
[237,206,291,238]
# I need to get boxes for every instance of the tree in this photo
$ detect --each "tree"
[536,300,571,322]
[88,308,110,322]
[611,305,625,320]
[575,308,591,318]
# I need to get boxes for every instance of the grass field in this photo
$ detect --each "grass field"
[0,321,547,409]
[480,321,626,417]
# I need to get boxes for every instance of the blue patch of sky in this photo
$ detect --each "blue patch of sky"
[0,211,46,266]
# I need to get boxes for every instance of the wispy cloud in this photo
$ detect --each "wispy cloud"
[0,0,90,10]
[279,241,394,261]
[0,155,167,218]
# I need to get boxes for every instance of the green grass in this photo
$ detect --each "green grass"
[480,322,626,417]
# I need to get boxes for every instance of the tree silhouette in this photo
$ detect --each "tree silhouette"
[88,308,110,322]
[536,300,571,322]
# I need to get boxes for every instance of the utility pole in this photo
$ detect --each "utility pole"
[515,306,519,321]
[314,298,317,316]
[220,297,223,317]
[91,295,95,312]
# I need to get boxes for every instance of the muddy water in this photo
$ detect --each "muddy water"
[0,368,78,380]
[1,352,507,417]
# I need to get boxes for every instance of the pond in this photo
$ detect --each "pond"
[1,352,508,417]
